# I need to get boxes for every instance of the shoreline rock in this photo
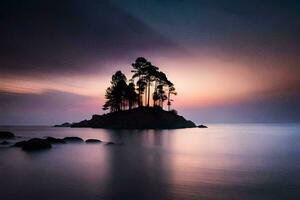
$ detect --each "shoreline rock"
[85,139,102,143]
[70,107,197,129]
[14,138,52,151]
[63,137,84,143]
[11,136,119,151]
[0,131,15,139]
[54,122,71,127]
[45,137,66,144]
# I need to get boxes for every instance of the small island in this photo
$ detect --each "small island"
[58,57,202,129]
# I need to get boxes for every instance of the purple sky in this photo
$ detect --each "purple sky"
[0,0,299,125]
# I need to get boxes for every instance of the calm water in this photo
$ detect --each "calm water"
[0,124,300,200]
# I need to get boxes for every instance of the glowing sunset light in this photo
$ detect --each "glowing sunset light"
[0,0,299,124]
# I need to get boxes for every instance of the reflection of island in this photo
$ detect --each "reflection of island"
[57,57,202,129]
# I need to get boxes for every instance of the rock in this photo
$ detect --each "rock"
[71,107,197,129]
[54,122,71,127]
[0,131,15,139]
[198,125,208,128]
[63,137,84,143]
[13,141,27,147]
[45,137,66,144]
[0,141,10,145]
[106,142,123,145]
[85,139,102,143]
[21,138,52,151]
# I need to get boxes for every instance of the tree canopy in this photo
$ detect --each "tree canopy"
[103,57,177,112]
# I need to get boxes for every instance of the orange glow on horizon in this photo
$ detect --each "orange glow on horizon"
[1,53,298,110]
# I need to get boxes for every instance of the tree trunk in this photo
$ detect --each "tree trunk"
[147,81,150,107]
[154,81,157,106]
[168,92,171,111]
[138,76,141,107]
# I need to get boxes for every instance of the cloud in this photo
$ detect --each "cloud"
[0,0,181,77]
[115,0,300,60]
[0,0,299,124]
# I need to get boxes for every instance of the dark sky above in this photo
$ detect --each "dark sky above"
[0,0,299,125]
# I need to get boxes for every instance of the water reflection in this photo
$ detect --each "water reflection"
[0,124,300,200]
[102,141,172,199]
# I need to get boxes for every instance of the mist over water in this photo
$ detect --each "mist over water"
[0,124,300,200]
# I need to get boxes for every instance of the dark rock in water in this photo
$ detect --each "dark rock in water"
[63,137,84,143]
[45,137,66,144]
[71,107,196,129]
[85,139,102,143]
[0,141,10,145]
[0,131,15,139]
[198,125,208,128]
[13,141,27,147]
[106,142,123,146]
[21,138,52,151]
[54,122,71,127]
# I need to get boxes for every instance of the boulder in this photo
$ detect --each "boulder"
[13,140,27,147]
[0,131,15,139]
[45,137,66,144]
[63,137,84,143]
[21,138,52,151]
[198,125,208,128]
[106,142,123,145]
[85,139,102,143]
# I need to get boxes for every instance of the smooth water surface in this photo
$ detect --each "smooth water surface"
[0,124,300,200]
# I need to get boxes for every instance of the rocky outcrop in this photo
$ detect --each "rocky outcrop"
[11,136,117,151]
[54,122,72,127]
[14,138,52,151]
[85,139,102,143]
[45,137,66,144]
[71,107,197,129]
[0,131,15,139]
[63,137,84,143]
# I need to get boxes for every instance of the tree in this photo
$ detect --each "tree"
[152,71,169,107]
[131,57,148,107]
[167,83,177,111]
[156,84,167,108]
[103,71,128,112]
[103,57,177,113]
[143,63,159,107]
[126,82,138,110]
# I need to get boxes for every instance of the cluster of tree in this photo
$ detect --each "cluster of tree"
[103,57,177,112]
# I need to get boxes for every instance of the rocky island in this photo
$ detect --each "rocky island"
[71,107,196,129]
[56,57,203,129]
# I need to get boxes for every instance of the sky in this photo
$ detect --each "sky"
[0,0,299,125]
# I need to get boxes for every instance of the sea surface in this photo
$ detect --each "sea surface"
[0,124,300,200]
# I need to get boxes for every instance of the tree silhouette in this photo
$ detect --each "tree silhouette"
[167,84,177,111]
[131,57,148,107]
[103,71,135,112]
[144,63,159,107]
[126,82,138,110]
[103,57,177,112]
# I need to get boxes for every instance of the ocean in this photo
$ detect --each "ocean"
[0,124,299,200]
